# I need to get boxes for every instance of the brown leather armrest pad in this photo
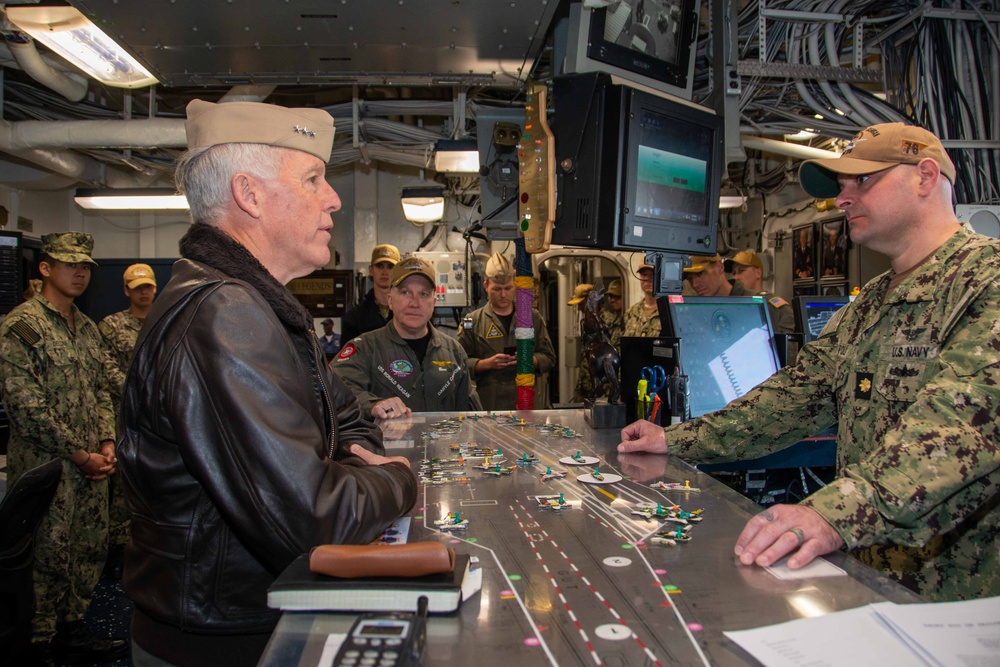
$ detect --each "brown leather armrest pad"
[309,542,456,578]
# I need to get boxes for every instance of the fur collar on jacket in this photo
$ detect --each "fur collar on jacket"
[179,223,313,332]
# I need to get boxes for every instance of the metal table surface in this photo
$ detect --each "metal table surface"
[259,410,919,667]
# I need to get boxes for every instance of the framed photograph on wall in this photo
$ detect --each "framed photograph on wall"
[821,281,848,297]
[792,223,816,283]
[819,218,848,279]
[793,284,817,299]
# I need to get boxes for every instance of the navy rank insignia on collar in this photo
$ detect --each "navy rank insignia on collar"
[855,372,874,400]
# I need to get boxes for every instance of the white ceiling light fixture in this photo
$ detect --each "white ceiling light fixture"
[719,195,747,209]
[400,180,445,223]
[74,188,189,210]
[6,5,158,89]
[434,139,480,173]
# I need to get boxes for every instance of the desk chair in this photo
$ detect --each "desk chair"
[0,459,62,663]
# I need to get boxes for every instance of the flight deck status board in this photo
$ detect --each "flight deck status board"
[263,410,917,667]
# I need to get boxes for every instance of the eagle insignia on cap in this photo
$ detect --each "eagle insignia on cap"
[293,125,316,138]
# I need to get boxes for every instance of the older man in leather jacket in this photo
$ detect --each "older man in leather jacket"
[116,100,418,667]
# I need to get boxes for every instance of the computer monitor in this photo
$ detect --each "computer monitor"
[796,295,851,344]
[666,296,781,419]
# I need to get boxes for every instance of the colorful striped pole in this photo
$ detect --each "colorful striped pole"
[513,237,535,410]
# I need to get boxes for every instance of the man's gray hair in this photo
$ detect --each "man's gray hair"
[174,143,288,225]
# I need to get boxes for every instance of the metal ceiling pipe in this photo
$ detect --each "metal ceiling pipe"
[741,135,841,161]
[3,36,89,102]
[0,118,186,150]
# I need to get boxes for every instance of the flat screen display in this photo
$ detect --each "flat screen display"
[797,295,851,343]
[667,296,780,418]
[634,108,712,227]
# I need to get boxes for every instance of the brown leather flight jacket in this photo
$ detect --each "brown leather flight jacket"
[117,224,417,641]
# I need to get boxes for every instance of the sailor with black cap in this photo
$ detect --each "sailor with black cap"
[116,100,417,666]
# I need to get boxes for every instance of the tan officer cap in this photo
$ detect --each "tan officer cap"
[123,263,156,289]
[370,244,400,267]
[606,279,623,296]
[684,254,723,274]
[484,253,514,284]
[391,256,436,287]
[799,123,956,199]
[729,250,762,270]
[567,283,593,305]
[185,99,336,162]
[42,232,97,265]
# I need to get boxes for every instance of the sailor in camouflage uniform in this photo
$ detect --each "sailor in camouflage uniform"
[622,263,661,338]
[0,232,127,665]
[684,253,795,334]
[618,123,1000,602]
[600,279,625,349]
[98,262,157,578]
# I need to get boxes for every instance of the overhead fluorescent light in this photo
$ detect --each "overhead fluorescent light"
[74,188,189,210]
[6,5,158,89]
[434,139,480,173]
[400,181,445,223]
[719,195,747,209]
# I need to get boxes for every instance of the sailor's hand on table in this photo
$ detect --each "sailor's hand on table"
[734,504,844,569]
[372,398,411,420]
[617,420,668,454]
[349,443,411,469]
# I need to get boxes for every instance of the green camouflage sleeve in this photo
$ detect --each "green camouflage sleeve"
[0,329,87,458]
[665,335,840,462]
[97,321,127,403]
[800,291,1000,551]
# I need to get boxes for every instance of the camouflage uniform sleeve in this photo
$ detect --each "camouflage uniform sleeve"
[532,310,556,373]
[665,335,840,462]
[0,325,89,458]
[329,335,382,418]
[800,291,1000,551]
[98,320,127,402]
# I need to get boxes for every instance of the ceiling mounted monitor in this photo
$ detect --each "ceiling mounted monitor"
[565,1,700,101]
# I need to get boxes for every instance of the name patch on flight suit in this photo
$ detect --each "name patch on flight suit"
[390,359,414,378]
[855,372,874,400]
[486,323,504,339]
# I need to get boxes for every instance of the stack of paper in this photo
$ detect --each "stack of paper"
[724,595,1000,666]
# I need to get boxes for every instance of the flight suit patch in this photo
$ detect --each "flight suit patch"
[337,344,356,360]
[855,372,874,400]
[390,359,414,378]
[486,323,504,339]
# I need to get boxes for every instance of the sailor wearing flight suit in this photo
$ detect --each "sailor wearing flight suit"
[333,256,481,419]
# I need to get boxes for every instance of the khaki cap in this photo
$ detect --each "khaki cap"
[729,250,762,270]
[684,254,723,274]
[567,283,593,305]
[370,244,400,266]
[124,263,156,289]
[42,232,97,265]
[799,123,956,199]
[484,253,514,284]
[606,279,623,296]
[391,256,436,287]
[185,100,335,162]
